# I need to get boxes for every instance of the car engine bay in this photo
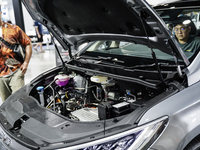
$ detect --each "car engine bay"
[30,63,186,122]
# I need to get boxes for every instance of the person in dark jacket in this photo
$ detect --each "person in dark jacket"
[33,21,45,53]
[174,16,200,52]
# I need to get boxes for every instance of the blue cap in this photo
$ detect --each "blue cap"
[36,86,44,92]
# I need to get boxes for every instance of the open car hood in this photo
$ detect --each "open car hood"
[22,0,189,66]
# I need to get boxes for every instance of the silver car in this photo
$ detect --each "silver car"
[0,0,200,149]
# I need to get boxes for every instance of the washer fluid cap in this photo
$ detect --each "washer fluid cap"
[90,76,108,83]
[55,74,70,87]
[36,86,44,92]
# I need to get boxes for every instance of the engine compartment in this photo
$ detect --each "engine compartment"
[30,67,184,122]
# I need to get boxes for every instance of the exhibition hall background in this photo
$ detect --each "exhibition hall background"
[3,0,34,34]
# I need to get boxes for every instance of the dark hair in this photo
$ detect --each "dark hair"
[173,16,196,35]
[7,20,12,24]
[173,16,193,27]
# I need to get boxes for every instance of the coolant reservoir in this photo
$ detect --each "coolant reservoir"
[90,76,108,83]
[54,74,70,87]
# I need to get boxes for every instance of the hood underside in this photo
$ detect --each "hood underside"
[29,0,156,36]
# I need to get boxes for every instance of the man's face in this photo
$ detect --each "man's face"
[174,24,191,42]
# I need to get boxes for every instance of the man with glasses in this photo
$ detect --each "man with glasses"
[174,16,200,52]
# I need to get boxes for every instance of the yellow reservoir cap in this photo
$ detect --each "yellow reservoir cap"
[90,76,108,83]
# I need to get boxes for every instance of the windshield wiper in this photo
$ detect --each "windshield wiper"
[126,63,180,69]
[76,56,125,69]
[98,56,112,60]
[78,56,124,64]
[126,63,156,69]
[97,56,124,63]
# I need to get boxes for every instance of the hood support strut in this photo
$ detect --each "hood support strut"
[168,39,184,78]
[50,33,67,74]
[139,10,166,89]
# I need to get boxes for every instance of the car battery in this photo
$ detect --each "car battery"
[98,101,114,120]
[112,102,131,116]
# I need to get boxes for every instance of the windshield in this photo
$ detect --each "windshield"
[80,41,177,67]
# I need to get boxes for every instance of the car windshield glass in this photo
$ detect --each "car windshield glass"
[81,41,177,67]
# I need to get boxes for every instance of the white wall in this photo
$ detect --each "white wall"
[6,0,34,33]
[3,0,15,24]
[22,3,34,33]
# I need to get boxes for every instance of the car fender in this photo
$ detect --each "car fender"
[138,81,200,150]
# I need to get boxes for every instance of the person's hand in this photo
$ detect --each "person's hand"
[20,61,28,75]
[38,34,41,38]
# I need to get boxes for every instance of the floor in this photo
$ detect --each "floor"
[0,44,57,105]
[25,44,56,84]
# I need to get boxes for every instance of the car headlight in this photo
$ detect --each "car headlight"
[60,116,168,150]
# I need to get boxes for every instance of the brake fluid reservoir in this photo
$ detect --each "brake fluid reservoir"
[54,74,70,87]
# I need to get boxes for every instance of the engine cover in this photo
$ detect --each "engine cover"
[71,108,99,121]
